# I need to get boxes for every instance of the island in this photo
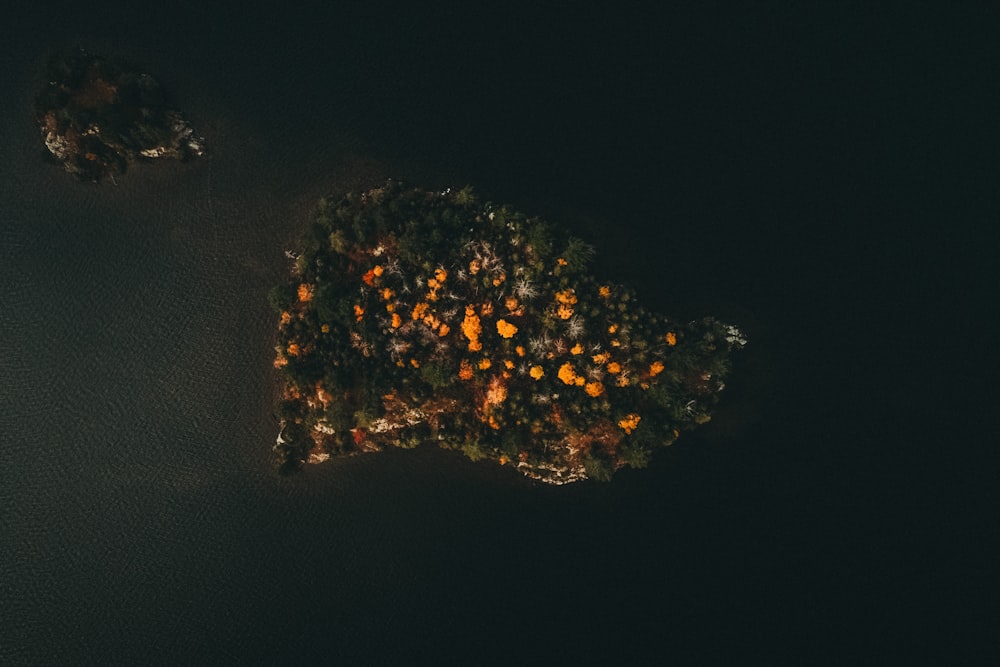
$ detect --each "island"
[271,181,747,483]
[35,47,204,181]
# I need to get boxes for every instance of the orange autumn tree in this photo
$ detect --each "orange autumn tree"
[270,181,746,483]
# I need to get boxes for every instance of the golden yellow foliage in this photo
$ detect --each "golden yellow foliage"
[478,358,492,370]
[297,284,314,303]
[649,360,665,376]
[584,381,604,397]
[486,379,507,405]
[618,413,641,434]
[462,308,482,343]
[458,359,474,380]
[530,365,545,380]
[496,319,518,338]
[558,362,577,385]
[554,289,577,305]
[666,331,677,346]
[391,313,402,328]
[606,361,621,374]
[570,343,583,355]
[412,302,430,321]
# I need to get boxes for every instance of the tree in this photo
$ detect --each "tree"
[620,442,652,469]
[268,284,296,313]
[461,439,488,462]
[582,452,614,482]
[561,237,596,272]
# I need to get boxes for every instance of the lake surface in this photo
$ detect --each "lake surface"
[3,3,994,663]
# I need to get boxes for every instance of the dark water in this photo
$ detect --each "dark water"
[3,3,996,663]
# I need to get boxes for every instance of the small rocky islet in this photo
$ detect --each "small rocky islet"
[34,47,204,181]
[271,182,747,483]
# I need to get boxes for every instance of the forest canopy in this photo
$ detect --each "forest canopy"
[272,181,746,483]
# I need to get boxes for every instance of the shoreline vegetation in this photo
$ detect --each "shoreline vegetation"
[34,47,204,181]
[271,181,747,483]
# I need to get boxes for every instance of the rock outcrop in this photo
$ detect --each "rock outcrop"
[35,47,204,181]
